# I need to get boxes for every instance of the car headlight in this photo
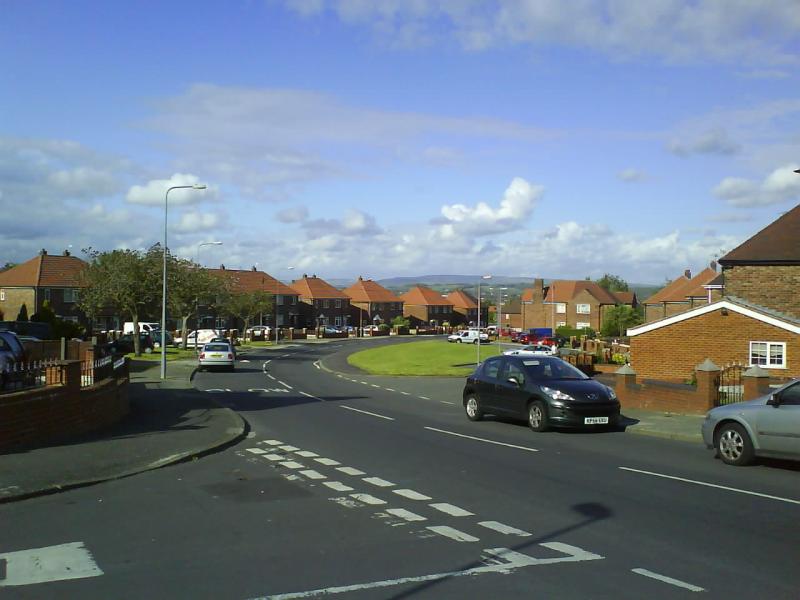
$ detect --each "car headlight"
[541,386,574,401]
[606,386,617,401]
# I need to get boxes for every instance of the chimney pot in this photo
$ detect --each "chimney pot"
[710,260,717,271]
[684,269,691,279]
[63,249,71,256]
[220,264,225,270]
[252,265,257,271]
[40,248,47,255]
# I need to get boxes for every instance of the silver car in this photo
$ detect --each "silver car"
[198,342,235,372]
[701,379,800,466]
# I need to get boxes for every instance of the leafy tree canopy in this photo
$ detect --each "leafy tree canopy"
[595,273,629,293]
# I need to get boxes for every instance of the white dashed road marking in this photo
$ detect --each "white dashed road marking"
[393,489,432,501]
[363,477,394,488]
[299,470,326,480]
[280,461,304,469]
[418,396,430,400]
[299,391,325,401]
[296,450,318,458]
[263,454,284,461]
[0,542,104,587]
[429,503,473,517]
[631,568,705,592]
[337,466,366,476]
[279,445,299,452]
[426,526,479,543]
[263,440,283,446]
[315,457,340,466]
[323,481,354,492]
[350,493,386,506]
[385,508,426,522]
[278,380,292,389]
[478,521,532,536]
[425,427,539,453]
[340,405,395,420]
[246,448,266,455]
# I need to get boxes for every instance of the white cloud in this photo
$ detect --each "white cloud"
[713,164,800,207]
[668,129,740,156]
[276,205,309,223]
[281,0,800,65]
[126,173,217,206]
[618,168,646,182]
[172,211,222,233]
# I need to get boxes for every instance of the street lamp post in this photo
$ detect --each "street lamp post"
[497,287,508,336]
[195,241,222,333]
[275,266,294,346]
[161,183,206,380]
[477,274,491,366]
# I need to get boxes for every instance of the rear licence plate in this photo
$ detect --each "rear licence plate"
[584,417,609,425]
[211,354,223,358]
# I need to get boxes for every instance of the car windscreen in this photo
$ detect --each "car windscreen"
[519,358,588,380]
[203,344,230,352]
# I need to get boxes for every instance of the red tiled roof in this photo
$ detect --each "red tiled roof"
[644,268,718,303]
[343,277,402,303]
[0,253,87,288]
[642,275,690,304]
[521,288,539,302]
[207,268,297,296]
[446,289,478,309]
[612,291,636,304]
[720,203,800,264]
[290,275,349,300]
[543,280,620,305]
[681,267,719,298]
[400,285,453,306]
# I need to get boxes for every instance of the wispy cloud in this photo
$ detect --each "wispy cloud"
[713,164,800,207]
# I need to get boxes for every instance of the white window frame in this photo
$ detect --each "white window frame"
[576,303,590,314]
[335,316,341,326]
[276,294,284,306]
[556,303,566,314]
[556,321,567,328]
[577,322,591,330]
[63,288,79,303]
[335,299,341,308]
[749,341,786,369]
[0,289,4,301]
[44,288,51,302]
[323,299,330,309]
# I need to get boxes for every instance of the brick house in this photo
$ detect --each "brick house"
[490,298,522,330]
[446,289,488,327]
[343,277,404,328]
[718,202,800,320]
[207,266,300,330]
[0,249,89,327]
[290,274,351,329]
[628,297,800,382]
[401,285,454,326]
[520,279,631,331]
[642,265,719,323]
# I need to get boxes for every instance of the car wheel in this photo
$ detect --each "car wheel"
[457,339,462,343]
[528,401,548,432]
[716,422,755,466]
[464,394,483,421]
[473,339,479,345]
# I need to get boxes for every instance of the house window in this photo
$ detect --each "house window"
[63,288,79,303]
[291,296,297,305]
[323,299,330,308]
[749,341,786,368]
[276,295,284,306]
[61,315,79,323]
[335,299,341,308]
[556,321,567,328]
[44,288,51,301]
[577,322,591,330]
[0,289,4,301]
[556,303,566,314]
[576,303,590,314]
[335,316,341,326]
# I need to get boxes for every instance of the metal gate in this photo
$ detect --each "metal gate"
[717,362,745,406]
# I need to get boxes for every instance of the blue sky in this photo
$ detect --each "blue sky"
[2,0,799,284]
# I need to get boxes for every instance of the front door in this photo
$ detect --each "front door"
[757,382,800,456]
[476,356,503,413]
[494,359,529,418]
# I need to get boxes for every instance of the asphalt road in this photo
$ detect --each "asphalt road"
[2,338,799,599]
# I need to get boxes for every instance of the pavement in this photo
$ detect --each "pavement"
[0,337,705,504]
[0,356,247,503]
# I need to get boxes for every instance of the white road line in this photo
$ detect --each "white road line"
[296,450,319,458]
[424,427,539,453]
[419,396,430,400]
[281,354,290,358]
[360,381,369,385]
[278,380,293,389]
[478,521,532,536]
[340,405,395,421]
[246,448,267,455]
[385,388,395,392]
[363,477,394,488]
[400,391,411,396]
[631,568,705,592]
[619,467,800,505]
[426,526,479,543]
[299,470,326,480]
[263,439,283,446]
[315,457,340,466]
[336,374,343,378]
[323,481,354,492]
[337,466,366,476]
[0,541,104,586]
[279,445,300,452]
[440,401,455,405]
[429,503,473,517]
[393,489,431,501]
[350,493,386,505]
[370,384,380,388]
[313,361,321,370]
[280,461,304,469]
[263,454,284,461]
[299,391,324,402]
[385,508,426,522]
[267,374,276,380]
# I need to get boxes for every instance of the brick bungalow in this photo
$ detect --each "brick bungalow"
[401,285,454,327]
[343,277,404,328]
[290,274,351,329]
[521,279,631,331]
[642,264,719,323]
[207,266,300,330]
[0,249,90,328]
[446,289,488,327]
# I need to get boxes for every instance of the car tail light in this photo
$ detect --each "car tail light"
[199,353,205,359]
[227,353,233,359]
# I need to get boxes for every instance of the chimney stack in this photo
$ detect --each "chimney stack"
[684,269,692,279]
[710,260,717,271]
[63,249,71,256]
[40,249,47,255]
[252,265,257,271]
[220,264,225,270]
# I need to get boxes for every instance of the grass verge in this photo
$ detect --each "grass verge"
[347,340,502,376]
[125,347,199,361]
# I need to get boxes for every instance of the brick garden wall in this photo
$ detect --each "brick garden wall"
[630,308,800,381]
[723,265,800,320]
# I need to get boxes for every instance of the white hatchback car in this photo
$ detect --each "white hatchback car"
[198,342,235,372]
[503,344,558,356]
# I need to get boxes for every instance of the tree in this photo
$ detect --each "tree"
[31,301,84,339]
[600,304,643,337]
[169,259,227,350]
[16,303,28,321]
[223,291,273,339]
[391,315,410,328]
[79,247,162,356]
[595,273,629,293]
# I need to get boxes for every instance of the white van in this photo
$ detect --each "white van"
[123,322,161,335]
[174,329,218,348]
[447,330,490,344]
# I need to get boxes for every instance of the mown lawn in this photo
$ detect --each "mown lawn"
[347,340,502,376]
[126,347,200,361]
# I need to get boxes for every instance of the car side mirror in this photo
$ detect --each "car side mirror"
[507,377,520,387]
[767,394,781,407]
